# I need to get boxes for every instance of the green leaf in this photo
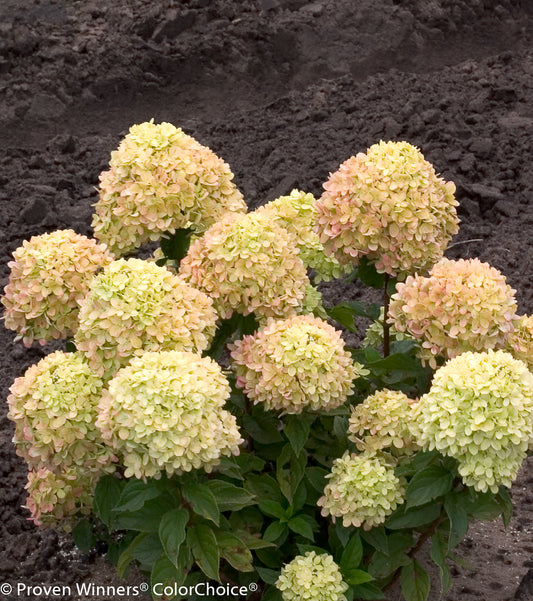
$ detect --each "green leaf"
[284,414,313,454]
[335,520,351,547]
[261,586,283,601]
[214,531,254,572]
[401,560,431,601]
[326,304,358,332]
[466,489,504,521]
[368,536,411,580]
[396,451,440,477]
[496,487,513,526]
[306,467,328,492]
[430,531,451,593]
[235,530,276,550]
[113,494,177,533]
[276,444,306,504]
[258,500,287,520]
[341,532,363,571]
[158,508,188,568]
[245,474,284,504]
[72,519,95,554]
[93,475,125,528]
[287,516,314,540]
[243,414,283,444]
[263,521,287,543]
[187,524,219,581]
[256,567,280,585]
[117,533,159,578]
[406,466,454,508]
[112,479,162,513]
[205,480,257,512]
[356,257,386,289]
[182,482,220,526]
[386,502,442,530]
[361,526,388,555]
[351,582,386,600]
[444,493,468,550]
[151,554,186,590]
[160,228,194,263]
[344,568,374,586]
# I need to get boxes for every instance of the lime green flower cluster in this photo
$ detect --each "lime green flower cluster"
[505,315,533,370]
[96,351,242,479]
[276,552,348,601]
[75,259,217,378]
[361,307,413,348]
[348,389,419,455]
[388,258,517,368]
[1,230,113,346]
[318,451,406,529]
[230,315,364,414]
[179,212,309,321]
[7,351,116,529]
[315,141,459,276]
[413,350,533,492]
[254,189,351,282]
[92,120,246,256]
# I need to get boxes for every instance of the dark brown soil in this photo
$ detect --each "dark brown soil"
[0,1,532,600]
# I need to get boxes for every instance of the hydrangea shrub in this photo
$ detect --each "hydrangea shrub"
[3,124,531,601]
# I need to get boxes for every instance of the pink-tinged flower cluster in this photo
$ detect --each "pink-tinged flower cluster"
[348,389,419,455]
[230,314,365,414]
[25,466,101,531]
[388,258,517,367]
[318,451,406,529]
[179,212,309,321]
[505,315,533,370]
[413,350,533,493]
[1,230,113,346]
[315,141,459,276]
[253,189,351,282]
[92,120,246,256]
[96,351,242,479]
[75,258,217,378]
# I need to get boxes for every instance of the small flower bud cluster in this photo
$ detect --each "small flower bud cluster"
[96,351,243,479]
[413,350,533,492]
[388,258,517,368]
[318,451,406,529]
[348,389,419,455]
[315,141,459,276]
[230,315,364,414]
[504,314,533,370]
[276,552,348,601]
[179,212,309,321]
[75,259,217,378]
[2,230,113,346]
[361,307,413,348]
[92,121,246,256]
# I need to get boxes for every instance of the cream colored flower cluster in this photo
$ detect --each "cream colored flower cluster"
[7,351,116,529]
[254,189,351,282]
[276,552,348,601]
[179,212,309,321]
[75,258,217,378]
[315,141,459,276]
[230,315,364,414]
[92,121,246,256]
[348,389,419,455]
[413,350,533,492]
[318,451,406,529]
[1,230,113,346]
[505,315,533,370]
[388,258,517,367]
[96,350,242,479]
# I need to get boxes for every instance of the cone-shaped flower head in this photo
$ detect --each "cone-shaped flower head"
[388,258,517,367]
[254,189,351,282]
[25,465,103,531]
[179,211,309,320]
[1,230,113,346]
[7,350,116,473]
[276,552,348,601]
[349,389,419,455]
[96,350,243,479]
[92,120,246,256]
[230,314,365,414]
[413,350,533,492]
[315,141,459,276]
[318,451,406,529]
[75,258,217,378]
[505,315,533,370]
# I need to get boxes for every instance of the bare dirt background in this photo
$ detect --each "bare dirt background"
[0,1,532,600]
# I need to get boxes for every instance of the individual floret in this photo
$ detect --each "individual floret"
[388,258,517,367]
[179,212,309,321]
[276,552,348,601]
[75,258,217,378]
[1,230,113,346]
[230,314,365,414]
[318,451,406,529]
[504,314,533,370]
[96,351,243,479]
[413,350,533,493]
[349,389,419,455]
[315,141,459,276]
[92,120,246,256]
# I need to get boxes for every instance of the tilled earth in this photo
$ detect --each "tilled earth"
[0,1,532,600]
